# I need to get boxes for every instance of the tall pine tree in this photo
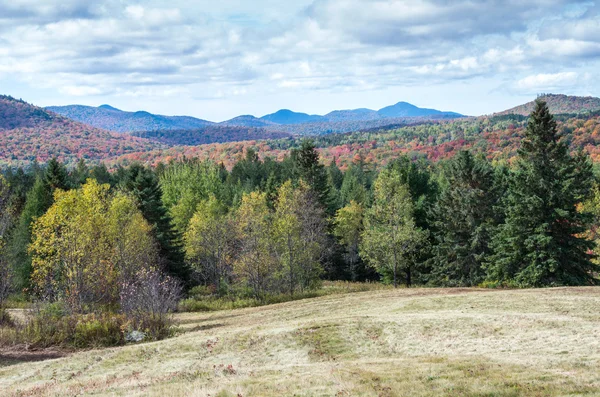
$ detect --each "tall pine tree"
[430,151,500,286]
[489,100,597,286]
[120,164,190,282]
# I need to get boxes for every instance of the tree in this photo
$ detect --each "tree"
[120,164,188,281]
[29,180,158,312]
[340,162,369,206]
[333,201,364,281]
[293,139,334,213]
[184,196,236,294]
[489,100,597,286]
[160,160,223,234]
[0,176,13,309]
[70,159,89,187]
[360,169,428,287]
[429,151,500,286]
[272,181,327,295]
[44,158,69,191]
[6,176,52,290]
[234,191,277,299]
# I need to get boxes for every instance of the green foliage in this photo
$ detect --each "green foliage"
[429,151,502,286]
[119,163,189,281]
[360,169,428,287]
[160,160,224,233]
[334,201,365,281]
[489,100,598,286]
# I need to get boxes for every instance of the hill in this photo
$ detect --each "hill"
[221,115,276,127]
[260,109,325,125]
[46,104,213,133]
[497,94,600,116]
[1,287,598,396]
[0,96,162,166]
[132,126,291,146]
[113,110,600,169]
[377,101,463,118]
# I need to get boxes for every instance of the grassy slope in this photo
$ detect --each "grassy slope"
[1,287,600,396]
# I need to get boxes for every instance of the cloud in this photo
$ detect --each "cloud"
[0,0,598,114]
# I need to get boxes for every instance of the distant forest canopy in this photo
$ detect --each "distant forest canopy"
[1,100,599,303]
[2,93,600,169]
[113,110,600,171]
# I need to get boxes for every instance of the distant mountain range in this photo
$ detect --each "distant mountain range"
[46,101,465,133]
[3,92,599,167]
[46,104,213,133]
[496,94,600,116]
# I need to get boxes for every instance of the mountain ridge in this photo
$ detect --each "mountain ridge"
[46,104,213,133]
[47,101,465,132]
[495,94,600,116]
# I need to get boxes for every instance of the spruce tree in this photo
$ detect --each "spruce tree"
[120,164,190,282]
[430,151,500,286]
[44,158,69,190]
[489,100,597,286]
[293,139,334,213]
[7,176,52,290]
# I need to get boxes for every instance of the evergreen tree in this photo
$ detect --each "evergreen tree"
[7,176,52,290]
[44,158,69,191]
[489,100,597,286]
[430,151,500,286]
[70,159,89,187]
[89,163,114,186]
[120,164,189,282]
[293,139,334,213]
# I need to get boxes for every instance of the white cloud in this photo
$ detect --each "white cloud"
[516,72,580,91]
[0,0,599,120]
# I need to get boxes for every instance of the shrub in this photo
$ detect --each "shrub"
[120,268,182,340]
[19,306,127,348]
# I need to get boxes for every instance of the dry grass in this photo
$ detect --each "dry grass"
[1,287,600,396]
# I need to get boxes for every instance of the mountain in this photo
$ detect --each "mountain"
[0,96,162,166]
[260,109,325,125]
[46,104,213,133]
[221,115,276,127]
[377,101,463,118]
[132,126,291,146]
[497,94,600,116]
[324,108,381,121]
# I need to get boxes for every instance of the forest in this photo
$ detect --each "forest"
[0,100,599,348]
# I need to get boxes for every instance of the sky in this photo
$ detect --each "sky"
[0,0,598,122]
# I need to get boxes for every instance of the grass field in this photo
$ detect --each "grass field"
[1,287,599,396]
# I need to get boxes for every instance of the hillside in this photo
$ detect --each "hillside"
[0,96,162,166]
[260,109,325,125]
[497,94,600,116]
[132,126,291,146]
[1,287,598,396]
[378,101,463,118]
[46,104,212,133]
[113,111,600,169]
[220,115,276,127]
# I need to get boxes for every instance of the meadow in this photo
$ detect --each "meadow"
[1,286,599,396]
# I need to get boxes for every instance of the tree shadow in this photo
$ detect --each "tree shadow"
[184,323,225,333]
[0,349,67,367]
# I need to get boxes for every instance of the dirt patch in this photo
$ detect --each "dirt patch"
[0,346,69,367]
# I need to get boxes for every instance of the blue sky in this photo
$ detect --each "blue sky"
[0,0,598,121]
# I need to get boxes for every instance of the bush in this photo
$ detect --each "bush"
[20,307,127,348]
[179,281,390,312]
[120,269,182,340]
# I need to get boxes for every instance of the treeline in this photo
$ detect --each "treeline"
[0,101,599,341]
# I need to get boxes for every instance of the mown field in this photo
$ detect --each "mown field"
[1,287,599,396]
